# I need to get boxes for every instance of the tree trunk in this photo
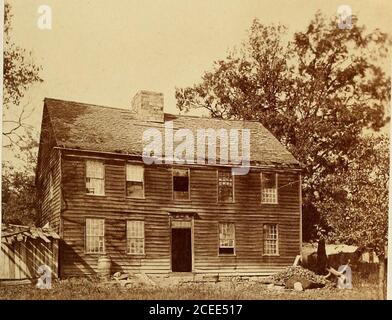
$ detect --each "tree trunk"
[378,255,386,300]
[316,239,328,275]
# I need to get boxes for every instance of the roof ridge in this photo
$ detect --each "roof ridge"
[44,97,261,124]
[172,113,261,123]
[44,97,127,112]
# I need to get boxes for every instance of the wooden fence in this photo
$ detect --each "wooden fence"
[0,225,59,282]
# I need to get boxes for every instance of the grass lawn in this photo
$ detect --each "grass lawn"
[0,274,380,300]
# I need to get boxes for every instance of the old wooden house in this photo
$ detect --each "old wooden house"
[36,90,302,278]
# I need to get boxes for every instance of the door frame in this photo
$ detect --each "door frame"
[170,215,194,272]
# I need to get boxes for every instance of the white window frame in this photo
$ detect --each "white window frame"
[126,220,145,255]
[217,170,234,203]
[263,224,279,256]
[85,160,105,196]
[218,222,236,255]
[172,168,190,200]
[261,172,278,204]
[126,164,145,198]
[85,218,105,254]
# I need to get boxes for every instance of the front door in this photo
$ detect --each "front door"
[171,228,192,272]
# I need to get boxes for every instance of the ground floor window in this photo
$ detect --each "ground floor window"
[263,224,278,255]
[219,223,235,255]
[127,220,145,254]
[85,218,105,253]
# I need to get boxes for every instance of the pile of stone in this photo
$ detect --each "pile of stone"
[110,272,156,287]
[267,266,334,291]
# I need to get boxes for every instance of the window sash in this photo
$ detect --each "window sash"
[126,164,144,198]
[173,169,190,200]
[86,160,104,178]
[219,223,235,248]
[126,164,144,182]
[263,224,278,255]
[86,219,105,253]
[127,221,145,254]
[261,173,277,203]
[218,171,233,202]
[86,160,105,195]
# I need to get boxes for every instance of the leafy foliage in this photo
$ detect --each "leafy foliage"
[316,136,389,256]
[175,12,390,240]
[2,142,39,226]
[2,2,43,225]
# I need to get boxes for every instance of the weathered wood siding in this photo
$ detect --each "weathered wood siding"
[36,106,62,232]
[59,150,301,277]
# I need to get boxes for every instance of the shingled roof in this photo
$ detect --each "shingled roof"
[44,98,300,168]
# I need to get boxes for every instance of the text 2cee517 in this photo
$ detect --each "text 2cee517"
[193,304,242,315]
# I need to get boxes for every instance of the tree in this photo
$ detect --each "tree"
[175,12,390,240]
[316,135,388,298]
[3,2,43,148]
[2,145,38,226]
[2,2,43,225]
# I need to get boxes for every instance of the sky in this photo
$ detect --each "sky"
[2,0,392,162]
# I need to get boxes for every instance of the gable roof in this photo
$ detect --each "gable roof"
[43,98,300,168]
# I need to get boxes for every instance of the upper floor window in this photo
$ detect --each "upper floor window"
[261,173,277,204]
[219,222,235,255]
[127,220,145,254]
[85,218,105,253]
[126,164,144,198]
[263,224,278,255]
[173,168,190,200]
[86,160,105,195]
[218,171,234,202]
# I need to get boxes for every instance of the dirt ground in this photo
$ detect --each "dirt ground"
[0,273,380,300]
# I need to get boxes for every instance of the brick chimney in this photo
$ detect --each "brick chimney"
[131,90,164,122]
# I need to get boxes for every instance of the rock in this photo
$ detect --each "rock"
[266,283,284,291]
[267,283,275,290]
[135,273,156,286]
[273,285,285,291]
[112,272,130,280]
[286,276,325,290]
[294,282,303,291]
[269,266,332,288]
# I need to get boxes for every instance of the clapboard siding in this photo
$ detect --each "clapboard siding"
[38,148,61,231]
[58,150,300,277]
[36,107,62,233]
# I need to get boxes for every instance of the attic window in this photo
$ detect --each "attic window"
[218,171,234,202]
[126,164,144,198]
[261,173,278,204]
[173,168,190,200]
[86,160,105,195]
